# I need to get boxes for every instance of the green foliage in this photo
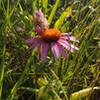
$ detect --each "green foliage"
[54,6,72,29]
[48,0,60,25]
[42,0,48,13]
[0,0,100,100]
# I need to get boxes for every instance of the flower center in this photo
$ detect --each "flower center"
[41,28,61,42]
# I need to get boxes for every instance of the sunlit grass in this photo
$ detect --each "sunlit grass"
[0,0,99,100]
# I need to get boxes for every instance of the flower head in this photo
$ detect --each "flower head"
[41,28,61,42]
[26,10,79,62]
[33,10,48,34]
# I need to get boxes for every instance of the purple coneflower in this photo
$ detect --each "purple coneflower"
[26,10,79,62]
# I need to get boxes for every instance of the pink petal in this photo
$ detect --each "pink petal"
[25,37,42,50]
[61,33,79,42]
[69,36,79,42]
[57,43,66,58]
[51,43,60,59]
[70,44,79,50]
[40,42,49,62]
[58,39,76,52]
[61,33,70,35]
[25,37,35,46]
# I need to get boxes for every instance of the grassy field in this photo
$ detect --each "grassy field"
[0,0,100,100]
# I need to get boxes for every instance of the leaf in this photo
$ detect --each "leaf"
[32,0,37,11]
[0,65,5,99]
[54,7,72,29]
[42,0,48,13]
[70,87,100,100]
[48,0,60,25]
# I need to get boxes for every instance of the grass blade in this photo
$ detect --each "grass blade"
[48,0,60,25]
[42,0,48,13]
[7,51,35,100]
[54,6,72,29]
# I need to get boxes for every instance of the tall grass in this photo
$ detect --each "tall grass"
[0,0,99,100]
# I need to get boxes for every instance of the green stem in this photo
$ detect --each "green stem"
[0,44,6,99]
[49,68,69,100]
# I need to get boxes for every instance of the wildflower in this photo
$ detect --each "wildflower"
[26,10,79,62]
